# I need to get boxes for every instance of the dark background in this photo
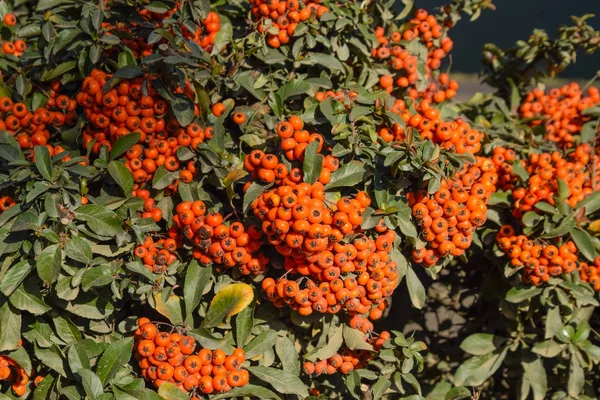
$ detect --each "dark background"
[394,0,600,79]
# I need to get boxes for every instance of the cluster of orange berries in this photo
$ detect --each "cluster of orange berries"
[0,354,34,397]
[578,256,600,292]
[380,99,484,155]
[1,13,27,58]
[134,235,178,273]
[489,146,518,191]
[509,144,599,216]
[134,319,249,396]
[314,90,359,104]
[0,196,15,215]
[410,157,498,266]
[251,0,329,48]
[172,201,268,276]
[1,91,76,151]
[496,225,579,286]
[302,330,389,376]
[78,70,209,190]
[373,8,456,100]
[519,83,600,149]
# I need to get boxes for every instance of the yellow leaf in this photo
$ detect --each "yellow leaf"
[223,169,248,187]
[203,283,254,328]
[588,219,600,236]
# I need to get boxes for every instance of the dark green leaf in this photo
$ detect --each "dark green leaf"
[36,244,62,285]
[76,205,122,237]
[108,161,134,198]
[325,161,366,190]
[34,145,53,181]
[302,141,323,184]
[64,236,93,264]
[109,132,141,161]
[96,337,134,386]
[246,366,309,398]
[183,261,212,324]
[243,329,277,359]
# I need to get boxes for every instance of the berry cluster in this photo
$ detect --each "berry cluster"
[380,99,484,155]
[410,157,498,266]
[134,319,249,396]
[373,8,457,101]
[496,225,579,286]
[519,83,600,149]
[489,146,518,191]
[134,235,178,273]
[0,353,30,397]
[578,256,600,292]
[250,0,329,48]
[302,330,389,376]
[1,13,27,57]
[509,144,599,215]
[172,201,268,276]
[1,92,76,152]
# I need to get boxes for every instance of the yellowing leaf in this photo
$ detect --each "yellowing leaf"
[587,219,600,236]
[223,169,248,187]
[153,293,184,325]
[203,283,253,328]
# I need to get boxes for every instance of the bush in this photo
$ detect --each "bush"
[0,0,598,399]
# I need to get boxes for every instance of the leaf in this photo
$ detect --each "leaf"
[522,356,547,400]
[96,337,134,386]
[34,146,53,181]
[371,376,391,400]
[35,344,67,377]
[246,366,309,398]
[64,236,93,264]
[41,61,77,81]
[580,120,598,143]
[9,281,51,315]
[171,94,194,127]
[454,347,508,386]
[81,266,114,291]
[301,53,345,72]
[188,328,226,350]
[234,303,253,347]
[66,294,114,320]
[76,205,122,237]
[541,216,576,239]
[568,356,584,397]
[53,314,82,345]
[406,266,425,309]
[0,261,32,297]
[243,329,277,359]
[532,340,566,358]
[505,285,542,303]
[444,387,473,400]
[109,132,141,161]
[511,161,529,183]
[7,346,32,375]
[157,382,189,400]
[210,385,281,400]
[576,191,600,214]
[243,182,273,213]
[557,178,570,202]
[79,368,104,399]
[570,228,596,261]
[306,325,343,361]
[203,283,254,328]
[108,161,134,198]
[325,161,366,190]
[153,293,184,325]
[545,306,563,339]
[36,244,62,285]
[275,336,300,375]
[183,261,212,324]
[460,334,506,356]
[152,166,178,191]
[343,326,374,351]
[302,141,323,184]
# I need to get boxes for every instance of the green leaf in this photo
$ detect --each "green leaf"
[9,280,51,315]
[210,385,281,400]
[246,366,309,398]
[203,283,254,328]
[305,325,343,361]
[277,79,310,101]
[234,303,253,347]
[35,344,67,377]
[36,244,62,285]
[53,314,82,345]
[325,161,366,190]
[0,261,32,297]
[76,205,122,237]
[371,376,391,400]
[343,325,373,351]
[96,337,134,386]
[108,161,134,198]
[406,266,425,309]
[511,161,529,183]
[301,53,345,72]
[188,328,226,350]
[275,336,300,375]
[171,94,195,127]
[66,294,114,320]
[580,120,598,143]
[64,236,93,264]
[460,334,506,356]
[157,382,188,400]
[302,141,323,184]
[505,285,542,303]
[568,356,584,397]
[80,368,104,399]
[153,293,184,325]
[576,191,600,214]
[32,373,55,399]
[570,228,596,261]
[454,347,508,387]
[444,387,472,400]
[34,145,53,181]
[545,306,562,339]
[109,132,141,161]
[152,166,178,191]
[243,329,277,359]
[532,340,565,358]
[541,216,576,239]
[41,60,77,81]
[184,261,212,324]
[557,178,570,202]
[81,266,114,291]
[522,356,547,400]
